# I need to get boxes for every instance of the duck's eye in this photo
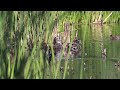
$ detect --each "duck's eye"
[73,47,76,50]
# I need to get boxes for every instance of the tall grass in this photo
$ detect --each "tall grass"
[0,11,120,79]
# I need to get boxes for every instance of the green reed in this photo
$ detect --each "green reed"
[0,11,120,79]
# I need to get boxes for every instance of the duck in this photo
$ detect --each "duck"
[115,61,120,67]
[41,42,48,54]
[63,37,82,60]
[53,34,63,61]
[114,61,120,71]
[41,42,52,65]
[70,37,82,59]
[110,35,120,40]
[47,46,52,65]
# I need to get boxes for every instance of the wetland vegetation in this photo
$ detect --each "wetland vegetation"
[0,11,120,79]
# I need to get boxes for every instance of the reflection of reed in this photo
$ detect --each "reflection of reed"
[63,22,71,44]
[102,48,106,59]
[64,23,82,59]
[92,24,107,60]
[51,16,63,61]
[101,42,106,60]
[92,11,103,25]
[63,22,71,60]
[52,26,81,78]
[46,21,82,65]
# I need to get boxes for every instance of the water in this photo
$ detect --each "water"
[47,24,120,79]
[2,23,120,79]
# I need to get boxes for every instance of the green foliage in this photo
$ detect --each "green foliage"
[0,11,120,79]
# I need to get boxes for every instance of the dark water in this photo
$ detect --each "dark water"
[56,24,120,79]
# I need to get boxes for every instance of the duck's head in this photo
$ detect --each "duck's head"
[110,35,114,40]
[53,34,62,45]
[110,35,113,37]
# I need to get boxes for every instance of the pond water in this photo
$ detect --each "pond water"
[45,24,120,79]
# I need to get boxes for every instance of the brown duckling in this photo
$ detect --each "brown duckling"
[41,42,48,54]
[70,37,82,59]
[110,35,120,40]
[47,46,52,65]
[53,34,63,61]
[114,61,120,71]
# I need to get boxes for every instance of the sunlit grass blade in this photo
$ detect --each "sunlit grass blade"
[24,58,32,79]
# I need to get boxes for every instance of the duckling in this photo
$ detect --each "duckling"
[114,61,120,71]
[115,61,120,67]
[60,66,64,73]
[41,42,48,54]
[110,35,120,40]
[70,37,82,59]
[53,34,63,61]
[63,37,81,60]
[47,46,52,65]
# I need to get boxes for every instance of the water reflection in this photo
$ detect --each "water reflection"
[59,24,120,79]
